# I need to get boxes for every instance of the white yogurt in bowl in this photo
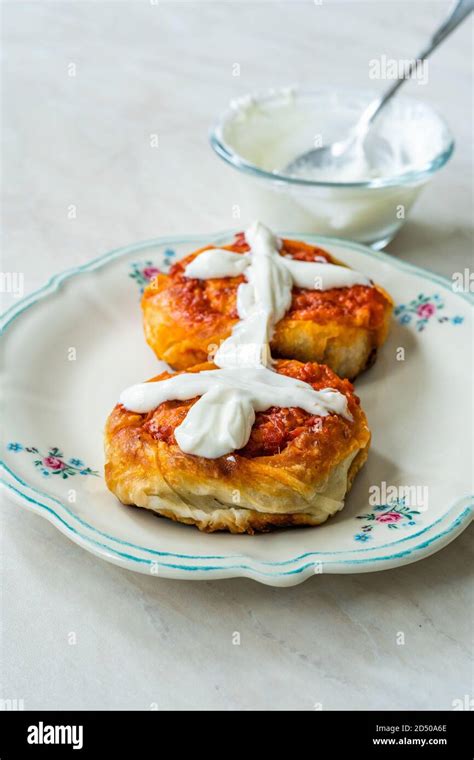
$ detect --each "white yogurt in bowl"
[210,87,454,248]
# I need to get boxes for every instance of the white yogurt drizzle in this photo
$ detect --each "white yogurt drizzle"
[185,221,371,369]
[120,221,367,458]
[120,366,352,459]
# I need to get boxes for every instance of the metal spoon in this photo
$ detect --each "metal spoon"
[284,0,473,176]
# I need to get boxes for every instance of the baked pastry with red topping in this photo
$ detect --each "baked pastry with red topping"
[104,359,370,534]
[142,234,393,379]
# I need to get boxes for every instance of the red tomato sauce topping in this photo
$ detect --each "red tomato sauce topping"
[160,234,388,329]
[142,360,359,459]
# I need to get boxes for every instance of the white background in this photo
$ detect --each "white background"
[1,0,473,709]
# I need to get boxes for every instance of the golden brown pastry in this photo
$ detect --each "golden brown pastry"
[104,359,371,534]
[142,234,393,379]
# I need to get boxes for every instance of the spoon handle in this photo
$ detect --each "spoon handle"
[358,0,473,134]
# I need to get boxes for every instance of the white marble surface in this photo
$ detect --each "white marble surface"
[1,0,472,710]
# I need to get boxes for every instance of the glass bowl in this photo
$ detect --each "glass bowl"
[210,87,454,249]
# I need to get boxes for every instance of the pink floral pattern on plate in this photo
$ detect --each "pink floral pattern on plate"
[6,443,99,479]
[354,498,421,542]
[129,249,176,294]
[395,293,463,332]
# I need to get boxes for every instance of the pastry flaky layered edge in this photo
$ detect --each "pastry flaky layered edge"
[141,237,393,380]
[104,360,371,534]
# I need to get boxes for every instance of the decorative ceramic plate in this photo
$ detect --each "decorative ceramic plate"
[1,233,472,586]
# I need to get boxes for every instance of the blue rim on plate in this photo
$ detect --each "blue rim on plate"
[1,232,473,582]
